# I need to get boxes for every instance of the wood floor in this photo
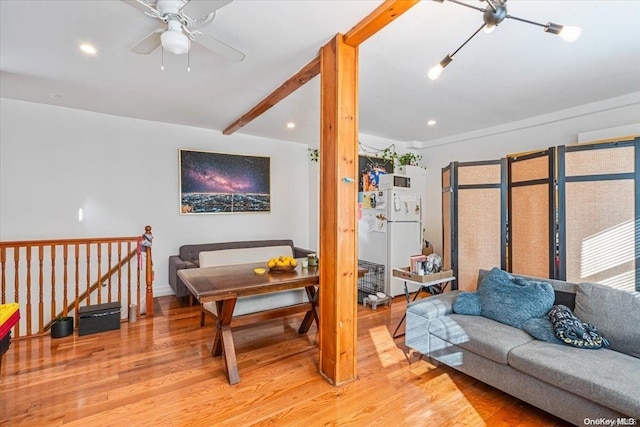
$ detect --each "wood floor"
[1,295,568,426]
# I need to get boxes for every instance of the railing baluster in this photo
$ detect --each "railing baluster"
[97,244,102,305]
[117,243,122,304]
[1,247,6,304]
[127,242,132,311]
[86,243,91,307]
[63,245,69,317]
[107,243,113,302]
[74,243,80,327]
[14,246,21,337]
[26,246,32,335]
[51,244,56,328]
[38,246,44,334]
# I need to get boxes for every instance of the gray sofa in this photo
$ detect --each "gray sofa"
[168,239,314,298]
[405,269,640,426]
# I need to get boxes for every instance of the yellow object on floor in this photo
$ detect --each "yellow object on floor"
[0,303,19,325]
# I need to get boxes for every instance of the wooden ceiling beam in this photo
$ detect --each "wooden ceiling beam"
[222,56,320,136]
[222,0,419,136]
[343,0,420,47]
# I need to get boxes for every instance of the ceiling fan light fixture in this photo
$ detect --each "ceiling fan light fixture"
[427,54,453,81]
[545,22,582,42]
[161,30,190,55]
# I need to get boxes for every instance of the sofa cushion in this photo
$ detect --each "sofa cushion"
[574,282,640,359]
[199,245,293,268]
[509,340,640,417]
[452,292,481,315]
[428,314,534,365]
[522,317,563,344]
[478,268,555,329]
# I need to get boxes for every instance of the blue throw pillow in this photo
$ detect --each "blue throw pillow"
[523,317,563,343]
[478,268,555,329]
[453,292,481,315]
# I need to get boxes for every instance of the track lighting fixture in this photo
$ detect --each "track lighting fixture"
[428,0,581,80]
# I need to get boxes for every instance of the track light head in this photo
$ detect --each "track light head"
[545,22,582,42]
[428,54,453,80]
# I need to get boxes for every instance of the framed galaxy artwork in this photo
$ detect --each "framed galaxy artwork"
[179,149,271,214]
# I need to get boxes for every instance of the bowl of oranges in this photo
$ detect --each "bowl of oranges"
[267,255,298,273]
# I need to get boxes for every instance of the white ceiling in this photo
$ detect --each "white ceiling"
[2,0,639,149]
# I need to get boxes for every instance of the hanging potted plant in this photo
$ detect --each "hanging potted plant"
[51,315,74,338]
[381,146,423,167]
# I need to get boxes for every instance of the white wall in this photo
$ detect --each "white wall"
[307,133,409,251]
[0,99,310,296]
[415,94,640,256]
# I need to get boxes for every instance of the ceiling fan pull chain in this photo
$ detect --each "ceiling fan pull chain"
[187,49,191,72]
[161,46,165,71]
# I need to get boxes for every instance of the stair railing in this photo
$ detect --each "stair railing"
[0,226,154,339]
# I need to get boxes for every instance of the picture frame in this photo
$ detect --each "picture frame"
[179,149,271,214]
[358,155,394,192]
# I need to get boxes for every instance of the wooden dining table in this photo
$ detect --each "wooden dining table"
[177,261,320,385]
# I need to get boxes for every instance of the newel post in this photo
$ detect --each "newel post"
[142,225,154,316]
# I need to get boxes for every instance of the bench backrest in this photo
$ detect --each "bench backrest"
[199,245,293,268]
[179,239,295,264]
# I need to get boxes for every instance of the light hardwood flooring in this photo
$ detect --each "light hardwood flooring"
[1,294,568,426]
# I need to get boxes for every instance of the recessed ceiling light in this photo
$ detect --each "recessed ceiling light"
[48,93,62,99]
[427,120,437,126]
[286,122,296,129]
[79,43,98,55]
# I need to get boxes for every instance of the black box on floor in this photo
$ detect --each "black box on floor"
[78,302,121,336]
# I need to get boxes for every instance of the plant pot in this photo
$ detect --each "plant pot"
[51,317,74,338]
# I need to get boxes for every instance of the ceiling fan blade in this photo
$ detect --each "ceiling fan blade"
[131,29,163,54]
[121,0,160,15]
[192,32,245,62]
[182,0,233,20]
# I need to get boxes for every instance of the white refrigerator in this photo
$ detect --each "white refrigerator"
[358,188,422,297]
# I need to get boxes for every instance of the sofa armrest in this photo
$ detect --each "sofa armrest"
[168,256,197,297]
[407,290,461,320]
[405,291,461,355]
[293,247,314,258]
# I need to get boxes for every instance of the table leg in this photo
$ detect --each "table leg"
[210,298,240,385]
[393,280,452,339]
[298,285,319,334]
[393,281,426,339]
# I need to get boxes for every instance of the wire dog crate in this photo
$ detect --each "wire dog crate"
[357,260,385,304]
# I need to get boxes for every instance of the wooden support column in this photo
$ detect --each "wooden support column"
[318,34,359,385]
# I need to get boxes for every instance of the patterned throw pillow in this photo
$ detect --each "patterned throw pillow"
[548,304,609,349]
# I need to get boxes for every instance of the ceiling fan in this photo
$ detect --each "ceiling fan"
[121,0,245,62]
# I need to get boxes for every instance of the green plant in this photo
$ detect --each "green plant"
[381,147,422,166]
[308,148,319,162]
